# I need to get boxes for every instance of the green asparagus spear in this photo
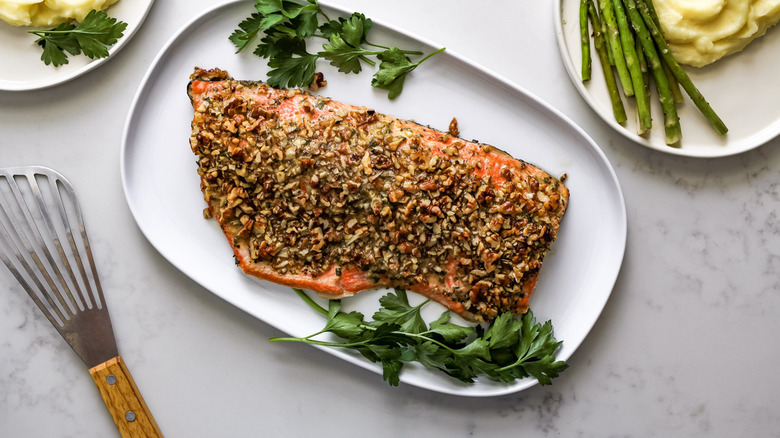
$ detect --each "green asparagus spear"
[662,59,684,103]
[623,0,681,144]
[635,31,647,73]
[581,0,592,81]
[588,0,627,124]
[635,32,652,116]
[641,0,683,103]
[599,0,634,96]
[612,0,651,133]
[601,11,616,66]
[636,0,727,135]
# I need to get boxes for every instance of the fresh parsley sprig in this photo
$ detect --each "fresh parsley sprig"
[271,289,568,387]
[28,10,127,67]
[230,0,445,98]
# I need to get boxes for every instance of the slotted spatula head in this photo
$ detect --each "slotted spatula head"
[0,166,118,368]
[0,166,162,437]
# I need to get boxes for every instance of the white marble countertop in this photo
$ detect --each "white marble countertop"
[2,0,779,436]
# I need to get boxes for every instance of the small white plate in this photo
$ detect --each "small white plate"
[555,0,780,157]
[0,0,155,91]
[121,0,626,396]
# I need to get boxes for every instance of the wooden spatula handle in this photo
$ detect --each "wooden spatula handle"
[89,356,162,437]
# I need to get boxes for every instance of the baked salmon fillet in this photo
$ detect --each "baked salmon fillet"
[188,67,569,323]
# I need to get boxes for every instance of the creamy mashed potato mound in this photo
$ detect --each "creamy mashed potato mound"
[0,0,119,27]
[655,0,780,67]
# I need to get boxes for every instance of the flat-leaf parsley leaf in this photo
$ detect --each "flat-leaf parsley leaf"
[371,46,446,99]
[230,0,443,98]
[270,289,568,387]
[28,10,127,67]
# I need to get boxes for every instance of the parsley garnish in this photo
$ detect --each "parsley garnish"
[27,10,127,67]
[372,46,446,99]
[230,0,444,98]
[271,289,568,387]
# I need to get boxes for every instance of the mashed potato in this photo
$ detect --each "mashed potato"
[0,0,119,27]
[655,0,780,67]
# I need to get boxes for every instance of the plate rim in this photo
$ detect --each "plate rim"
[0,0,156,92]
[553,0,780,158]
[121,0,627,397]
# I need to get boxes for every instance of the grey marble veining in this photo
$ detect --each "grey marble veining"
[2,0,780,437]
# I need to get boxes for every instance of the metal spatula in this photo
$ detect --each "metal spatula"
[0,166,162,437]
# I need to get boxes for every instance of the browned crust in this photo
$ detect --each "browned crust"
[188,68,568,322]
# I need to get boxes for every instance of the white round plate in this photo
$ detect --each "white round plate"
[121,0,626,396]
[555,0,780,157]
[0,0,155,91]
